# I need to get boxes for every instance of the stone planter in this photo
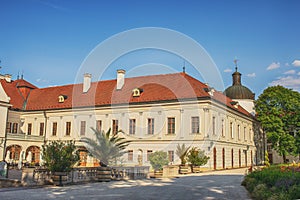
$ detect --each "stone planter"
[51,172,68,186]
[153,170,163,178]
[97,167,112,182]
[179,165,189,174]
[191,166,201,173]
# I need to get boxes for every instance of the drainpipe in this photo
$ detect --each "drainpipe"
[2,107,9,160]
[43,111,47,145]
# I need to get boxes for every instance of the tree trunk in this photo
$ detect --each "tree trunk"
[283,153,286,163]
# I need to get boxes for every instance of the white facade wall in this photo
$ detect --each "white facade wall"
[1,95,257,169]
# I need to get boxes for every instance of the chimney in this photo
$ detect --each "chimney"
[116,69,125,90]
[83,73,91,93]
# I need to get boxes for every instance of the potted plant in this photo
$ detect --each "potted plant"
[81,128,131,182]
[187,147,210,173]
[149,151,169,178]
[42,140,79,186]
[176,144,190,174]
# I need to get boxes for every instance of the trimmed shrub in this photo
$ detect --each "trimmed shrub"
[242,164,300,200]
[149,151,169,171]
[252,184,271,200]
[288,184,300,199]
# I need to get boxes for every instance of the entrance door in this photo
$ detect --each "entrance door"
[231,149,234,168]
[239,150,241,167]
[245,151,247,167]
[213,147,217,170]
[222,148,225,169]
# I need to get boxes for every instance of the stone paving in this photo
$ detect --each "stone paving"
[0,168,251,200]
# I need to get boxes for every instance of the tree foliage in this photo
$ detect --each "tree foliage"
[255,86,300,162]
[149,151,169,171]
[81,128,131,166]
[175,144,190,165]
[187,147,210,167]
[42,140,80,172]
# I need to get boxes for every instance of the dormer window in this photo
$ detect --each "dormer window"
[230,101,239,108]
[58,95,67,103]
[132,88,143,97]
[204,87,215,96]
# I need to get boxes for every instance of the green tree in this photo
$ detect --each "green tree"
[42,140,80,172]
[255,86,300,163]
[149,151,169,171]
[187,147,210,167]
[175,144,190,165]
[81,128,131,166]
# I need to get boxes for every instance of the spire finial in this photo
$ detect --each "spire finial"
[183,60,186,73]
[234,57,239,72]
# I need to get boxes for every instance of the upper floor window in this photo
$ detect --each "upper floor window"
[244,127,247,141]
[129,119,136,135]
[66,122,71,136]
[212,117,216,135]
[221,119,225,137]
[230,122,234,138]
[80,121,86,136]
[39,122,44,136]
[27,123,32,135]
[148,118,154,135]
[6,122,12,133]
[12,123,18,134]
[96,120,102,132]
[167,117,175,134]
[237,125,241,140]
[112,120,118,134]
[191,116,200,134]
[52,122,57,136]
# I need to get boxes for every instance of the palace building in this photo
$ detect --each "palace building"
[0,68,263,169]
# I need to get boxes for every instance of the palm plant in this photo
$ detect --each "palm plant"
[176,144,190,165]
[81,128,131,167]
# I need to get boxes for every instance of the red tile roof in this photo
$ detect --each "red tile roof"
[0,79,37,110]
[0,73,251,117]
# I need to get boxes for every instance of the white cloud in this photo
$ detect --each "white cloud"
[246,73,256,78]
[298,72,300,76]
[292,60,300,67]
[283,70,296,75]
[267,62,280,70]
[285,63,290,67]
[224,68,232,73]
[269,76,300,91]
[36,78,49,83]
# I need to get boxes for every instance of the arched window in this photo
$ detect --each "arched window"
[26,146,41,165]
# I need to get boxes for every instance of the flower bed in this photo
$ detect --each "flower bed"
[242,164,300,199]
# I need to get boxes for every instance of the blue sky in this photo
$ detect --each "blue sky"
[1,0,300,97]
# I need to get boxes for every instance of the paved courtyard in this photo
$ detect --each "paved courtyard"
[0,168,251,200]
